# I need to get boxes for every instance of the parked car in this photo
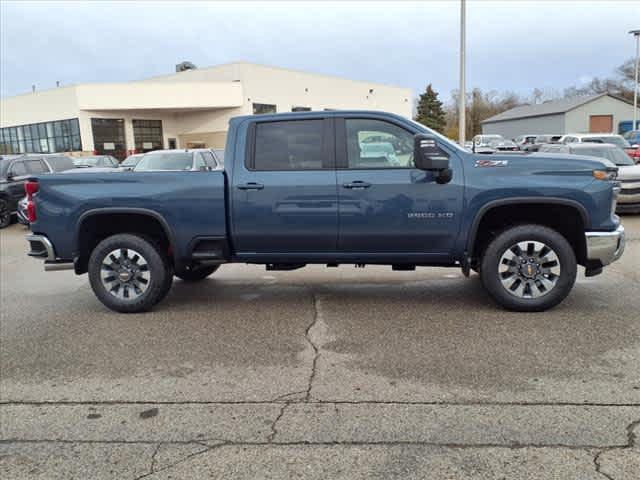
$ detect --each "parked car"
[133,149,220,172]
[559,133,639,163]
[539,143,639,213]
[0,154,75,228]
[25,111,624,313]
[472,134,505,148]
[514,134,538,147]
[488,138,520,152]
[623,130,640,146]
[521,135,563,152]
[120,153,145,171]
[622,130,640,163]
[73,155,119,168]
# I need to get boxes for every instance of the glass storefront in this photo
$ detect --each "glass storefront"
[91,118,126,160]
[0,118,81,154]
[133,119,163,152]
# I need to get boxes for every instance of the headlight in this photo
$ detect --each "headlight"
[593,169,617,180]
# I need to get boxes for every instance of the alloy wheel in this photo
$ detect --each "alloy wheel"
[498,241,561,299]
[100,248,150,300]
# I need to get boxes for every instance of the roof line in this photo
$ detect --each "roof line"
[137,61,412,91]
[481,93,637,124]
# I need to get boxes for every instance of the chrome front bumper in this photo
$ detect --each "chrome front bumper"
[585,225,625,267]
[26,234,74,271]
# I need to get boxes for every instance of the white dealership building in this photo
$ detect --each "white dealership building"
[0,62,412,159]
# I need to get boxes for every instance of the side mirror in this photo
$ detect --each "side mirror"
[413,134,452,184]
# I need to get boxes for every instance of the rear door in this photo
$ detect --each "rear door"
[231,118,338,255]
[6,159,29,203]
[335,116,464,256]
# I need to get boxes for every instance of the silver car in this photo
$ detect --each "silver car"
[134,149,221,172]
[539,143,640,213]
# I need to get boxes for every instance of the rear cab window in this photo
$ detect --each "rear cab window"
[248,119,330,171]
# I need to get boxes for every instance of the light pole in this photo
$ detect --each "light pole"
[630,29,640,131]
[459,0,466,146]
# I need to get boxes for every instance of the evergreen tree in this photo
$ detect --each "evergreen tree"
[414,84,446,133]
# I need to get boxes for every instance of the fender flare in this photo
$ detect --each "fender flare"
[465,197,590,258]
[75,207,180,267]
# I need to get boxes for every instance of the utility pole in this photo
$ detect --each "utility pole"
[630,30,640,131]
[459,0,466,146]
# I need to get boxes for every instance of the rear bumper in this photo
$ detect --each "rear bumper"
[585,225,625,267]
[26,234,74,271]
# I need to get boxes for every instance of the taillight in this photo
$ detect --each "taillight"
[27,202,37,223]
[25,180,39,196]
[25,180,39,223]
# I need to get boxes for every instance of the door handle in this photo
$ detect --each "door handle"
[237,182,264,191]
[342,181,371,190]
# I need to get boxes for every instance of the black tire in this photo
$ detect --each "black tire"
[175,265,219,282]
[88,234,170,313]
[0,199,11,229]
[480,224,577,312]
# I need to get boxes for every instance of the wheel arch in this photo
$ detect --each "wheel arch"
[74,208,178,274]
[466,198,590,266]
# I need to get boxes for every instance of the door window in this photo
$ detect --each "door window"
[202,151,218,169]
[194,153,207,170]
[251,120,325,171]
[8,161,27,177]
[25,159,48,173]
[345,119,414,169]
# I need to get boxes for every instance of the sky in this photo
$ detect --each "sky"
[1,0,638,104]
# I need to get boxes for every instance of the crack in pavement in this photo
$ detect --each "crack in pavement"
[268,403,290,443]
[265,293,321,443]
[0,439,629,449]
[592,417,640,480]
[132,441,226,480]
[304,291,321,403]
[3,400,640,406]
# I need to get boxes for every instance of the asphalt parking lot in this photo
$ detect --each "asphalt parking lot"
[1,217,639,479]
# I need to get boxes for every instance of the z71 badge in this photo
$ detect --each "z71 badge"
[475,159,509,168]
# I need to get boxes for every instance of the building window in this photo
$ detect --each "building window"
[133,119,163,152]
[91,118,126,160]
[291,106,311,112]
[0,118,81,154]
[252,103,277,115]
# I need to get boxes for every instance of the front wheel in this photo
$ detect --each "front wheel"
[175,265,219,282]
[480,225,577,312]
[88,234,171,313]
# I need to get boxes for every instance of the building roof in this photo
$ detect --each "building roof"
[481,93,630,124]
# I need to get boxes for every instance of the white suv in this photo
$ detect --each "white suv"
[558,133,630,150]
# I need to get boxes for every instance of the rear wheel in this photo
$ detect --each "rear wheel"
[175,265,219,282]
[480,225,577,312]
[88,234,170,313]
[0,199,11,229]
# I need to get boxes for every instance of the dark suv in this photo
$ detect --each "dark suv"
[0,154,75,228]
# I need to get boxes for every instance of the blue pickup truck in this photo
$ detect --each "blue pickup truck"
[25,111,625,313]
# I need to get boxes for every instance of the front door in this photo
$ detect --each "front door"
[231,118,338,256]
[336,117,463,258]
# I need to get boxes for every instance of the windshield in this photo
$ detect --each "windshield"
[577,147,634,166]
[134,152,193,171]
[121,155,141,167]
